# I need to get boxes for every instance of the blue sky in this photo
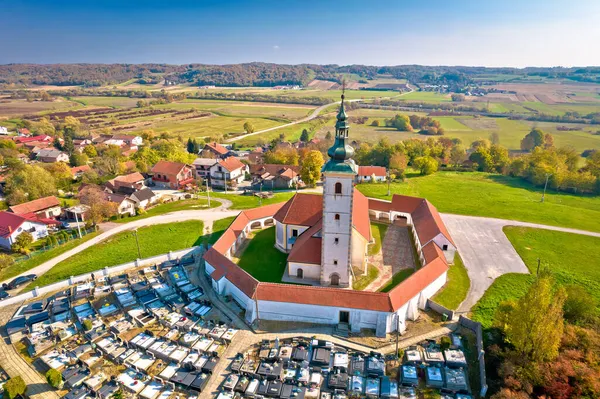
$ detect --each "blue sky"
[2,0,599,67]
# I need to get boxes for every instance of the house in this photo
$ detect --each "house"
[17,128,31,136]
[9,196,62,219]
[209,156,247,188]
[247,147,265,164]
[105,172,146,195]
[356,166,387,183]
[0,127,9,135]
[100,134,143,147]
[104,193,136,216]
[71,165,91,180]
[192,158,218,180]
[13,134,52,144]
[200,142,230,159]
[249,164,299,189]
[150,160,195,189]
[121,160,137,173]
[129,188,158,209]
[0,211,49,250]
[36,149,69,163]
[64,204,90,222]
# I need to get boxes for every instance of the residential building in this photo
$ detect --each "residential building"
[249,164,299,189]
[356,166,387,183]
[104,193,136,216]
[99,134,143,147]
[0,211,49,250]
[36,149,69,163]
[200,142,230,159]
[0,127,9,135]
[71,165,91,180]
[192,158,218,180]
[9,196,62,219]
[105,172,146,195]
[17,128,31,136]
[247,147,265,164]
[129,188,158,209]
[209,157,247,188]
[150,161,195,189]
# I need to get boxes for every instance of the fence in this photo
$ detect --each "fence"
[0,246,201,309]
[459,315,488,398]
[12,227,97,264]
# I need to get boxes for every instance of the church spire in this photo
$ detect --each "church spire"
[326,92,354,163]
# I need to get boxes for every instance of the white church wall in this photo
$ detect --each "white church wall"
[288,262,321,280]
[222,278,255,311]
[275,221,285,249]
[350,229,368,273]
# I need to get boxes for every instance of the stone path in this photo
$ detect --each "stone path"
[0,305,59,399]
[364,224,417,292]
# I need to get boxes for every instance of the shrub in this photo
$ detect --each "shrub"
[0,254,14,271]
[11,232,33,254]
[440,336,452,351]
[46,368,62,388]
[82,319,93,331]
[4,376,27,399]
[564,285,597,324]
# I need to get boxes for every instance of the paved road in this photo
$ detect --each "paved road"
[441,213,600,313]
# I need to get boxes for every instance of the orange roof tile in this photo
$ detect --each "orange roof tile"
[204,248,259,297]
[273,193,322,226]
[287,221,322,265]
[9,196,60,215]
[358,166,387,177]
[412,200,456,247]
[352,189,372,242]
[391,194,426,214]
[205,142,229,155]
[151,160,188,176]
[217,156,245,172]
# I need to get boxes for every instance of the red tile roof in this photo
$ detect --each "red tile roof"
[368,198,393,213]
[9,196,60,215]
[352,189,372,242]
[0,211,45,238]
[358,166,387,177]
[204,248,259,297]
[151,160,188,176]
[217,156,245,172]
[115,172,145,184]
[273,193,323,226]
[391,195,426,214]
[412,200,456,247]
[287,221,322,265]
[205,142,229,155]
[256,283,393,312]
[249,164,299,179]
[71,165,91,176]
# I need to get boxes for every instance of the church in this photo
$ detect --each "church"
[273,95,372,287]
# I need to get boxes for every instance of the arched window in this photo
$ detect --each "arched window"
[297,269,304,278]
[330,273,340,286]
[334,182,342,194]
[334,214,340,221]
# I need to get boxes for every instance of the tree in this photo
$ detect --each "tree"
[136,100,146,108]
[46,368,63,388]
[186,138,195,154]
[520,128,545,152]
[12,232,33,254]
[83,144,98,158]
[63,135,75,155]
[4,376,27,399]
[63,116,81,136]
[451,93,465,102]
[563,285,597,324]
[371,120,380,127]
[388,114,413,131]
[495,274,567,362]
[95,145,122,176]
[300,150,324,187]
[79,185,117,225]
[389,153,408,177]
[413,156,438,175]
[300,129,310,142]
[544,133,554,149]
[0,254,14,271]
[69,153,89,167]
[449,145,466,167]
[132,146,161,173]
[490,132,500,145]
[263,148,299,165]
[5,165,57,205]
[470,146,493,172]
[43,162,73,190]
[325,131,333,140]
[82,319,93,331]
[35,117,56,136]
[243,121,255,134]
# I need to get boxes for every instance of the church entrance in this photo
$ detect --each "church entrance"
[296,269,303,279]
[339,310,350,324]
[330,273,340,286]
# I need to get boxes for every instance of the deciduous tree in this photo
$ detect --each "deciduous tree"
[5,165,57,205]
[12,232,33,254]
[79,185,117,225]
[413,156,438,175]
[243,121,255,134]
[300,150,324,187]
[300,129,310,142]
[4,376,27,399]
[520,128,545,152]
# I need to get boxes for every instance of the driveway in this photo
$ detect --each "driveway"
[441,213,600,313]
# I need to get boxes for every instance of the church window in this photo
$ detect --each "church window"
[334,237,339,244]
[333,260,338,265]
[335,214,340,221]
[442,244,448,251]
[335,182,342,194]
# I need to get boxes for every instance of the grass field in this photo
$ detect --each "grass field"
[26,221,204,290]
[368,223,388,256]
[398,91,452,103]
[431,254,470,310]
[236,227,288,282]
[114,198,216,223]
[353,264,379,291]
[0,98,81,117]
[0,232,101,283]
[211,191,296,209]
[471,227,600,327]
[207,216,236,244]
[357,172,600,232]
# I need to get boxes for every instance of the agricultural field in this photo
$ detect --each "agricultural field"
[0,97,81,117]
[357,171,600,233]
[471,227,600,327]
[396,91,452,103]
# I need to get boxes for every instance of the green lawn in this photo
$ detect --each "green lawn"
[471,227,600,328]
[207,216,236,245]
[431,254,470,310]
[368,223,388,256]
[26,221,204,290]
[114,198,216,223]
[352,264,380,291]
[357,171,600,233]
[0,232,100,283]
[211,191,295,210]
[236,227,288,282]
[378,268,415,293]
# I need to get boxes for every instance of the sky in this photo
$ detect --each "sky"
[2,0,600,67]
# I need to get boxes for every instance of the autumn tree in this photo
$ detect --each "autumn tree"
[0,254,15,271]
[79,185,117,225]
[70,153,89,167]
[34,117,56,136]
[43,162,73,190]
[413,156,438,175]
[520,128,545,152]
[132,146,161,173]
[83,144,97,158]
[46,369,62,388]
[12,232,33,254]
[5,165,57,205]
[387,114,412,131]
[449,145,466,167]
[544,133,555,149]
[243,121,255,134]
[495,274,566,362]
[263,148,299,165]
[300,150,324,187]
[3,376,27,399]
[63,116,81,136]
[95,145,122,176]
[389,152,407,177]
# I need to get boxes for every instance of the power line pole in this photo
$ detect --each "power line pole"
[387,168,391,197]
[133,229,141,259]
[541,173,552,202]
[74,209,83,239]
[537,258,541,276]
[205,178,211,207]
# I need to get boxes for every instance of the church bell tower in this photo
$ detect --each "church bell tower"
[320,93,358,288]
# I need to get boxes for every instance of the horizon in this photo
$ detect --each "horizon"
[2,0,600,67]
